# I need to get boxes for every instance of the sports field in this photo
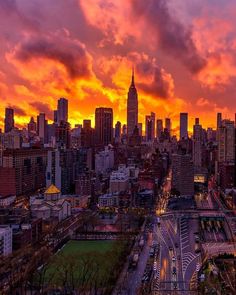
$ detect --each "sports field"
[58,239,114,255]
[38,239,118,289]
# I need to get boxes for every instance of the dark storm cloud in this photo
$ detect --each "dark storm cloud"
[138,66,173,98]
[130,0,206,74]
[0,0,41,32]
[29,101,52,119]
[8,105,27,116]
[0,0,17,12]
[15,35,91,79]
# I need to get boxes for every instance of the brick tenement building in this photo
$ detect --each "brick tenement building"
[0,148,47,196]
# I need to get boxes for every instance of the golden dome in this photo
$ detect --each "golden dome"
[45,184,60,194]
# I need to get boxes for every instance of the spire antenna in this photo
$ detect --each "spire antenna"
[131,66,135,86]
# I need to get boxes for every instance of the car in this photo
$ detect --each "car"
[169,246,173,251]
[173,282,177,290]
[172,256,176,262]
[149,248,155,257]
[142,274,149,283]
[172,267,177,274]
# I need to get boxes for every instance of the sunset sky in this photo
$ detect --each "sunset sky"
[0,0,236,133]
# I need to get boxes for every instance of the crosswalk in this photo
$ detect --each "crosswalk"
[180,218,189,250]
[182,252,198,274]
[180,217,200,278]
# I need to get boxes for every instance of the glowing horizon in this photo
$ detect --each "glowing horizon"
[0,0,236,134]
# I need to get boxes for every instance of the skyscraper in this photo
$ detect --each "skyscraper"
[37,113,47,143]
[4,108,14,133]
[57,98,68,123]
[95,107,113,146]
[122,124,127,135]
[53,110,58,123]
[217,119,235,188]
[137,123,143,137]
[172,153,194,196]
[180,113,188,139]
[127,68,138,136]
[145,112,155,141]
[55,121,71,149]
[81,119,94,147]
[217,112,222,129]
[115,121,121,141]
[218,119,235,163]
[193,118,203,168]
[83,120,91,130]
[151,112,156,139]
[28,117,37,137]
[156,119,163,138]
[165,118,171,135]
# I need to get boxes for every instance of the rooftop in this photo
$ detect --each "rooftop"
[45,184,61,195]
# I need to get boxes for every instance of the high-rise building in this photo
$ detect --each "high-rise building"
[53,110,58,123]
[165,118,171,135]
[75,172,92,196]
[218,119,235,163]
[219,162,235,189]
[180,113,188,139]
[127,68,138,136]
[4,108,14,133]
[156,119,163,138]
[122,124,127,135]
[55,121,71,149]
[83,120,91,130]
[145,112,155,141]
[207,128,216,142]
[138,123,142,137]
[71,125,82,148]
[28,117,37,138]
[217,112,222,129]
[172,153,194,196]
[46,149,75,194]
[37,113,47,143]
[115,121,121,142]
[81,120,94,147]
[151,112,156,139]
[128,125,141,146]
[95,107,113,146]
[57,98,68,123]
[193,118,203,167]
[0,148,47,196]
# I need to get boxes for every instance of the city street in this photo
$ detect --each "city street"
[152,213,200,294]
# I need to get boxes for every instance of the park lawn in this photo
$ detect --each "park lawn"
[40,240,116,287]
[59,240,114,255]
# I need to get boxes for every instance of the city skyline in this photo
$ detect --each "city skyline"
[0,1,236,131]
[0,1,236,294]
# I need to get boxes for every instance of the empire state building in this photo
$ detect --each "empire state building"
[127,68,138,136]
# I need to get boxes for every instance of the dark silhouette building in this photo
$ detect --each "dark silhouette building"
[127,68,138,137]
[57,97,68,123]
[55,121,71,149]
[95,107,113,146]
[4,108,14,133]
